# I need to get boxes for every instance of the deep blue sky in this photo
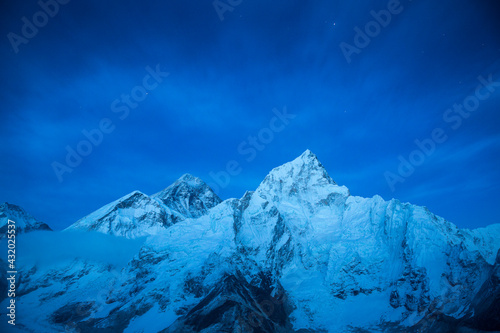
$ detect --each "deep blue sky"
[1,0,499,230]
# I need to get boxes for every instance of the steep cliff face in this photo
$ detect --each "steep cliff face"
[1,151,499,332]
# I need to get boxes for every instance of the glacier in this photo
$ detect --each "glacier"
[0,150,499,332]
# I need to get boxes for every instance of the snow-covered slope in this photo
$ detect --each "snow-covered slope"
[0,202,51,236]
[66,191,172,238]
[2,150,499,332]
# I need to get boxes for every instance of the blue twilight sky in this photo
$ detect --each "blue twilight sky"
[0,0,499,230]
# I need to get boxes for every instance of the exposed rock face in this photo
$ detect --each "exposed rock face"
[163,272,293,333]
[1,151,499,332]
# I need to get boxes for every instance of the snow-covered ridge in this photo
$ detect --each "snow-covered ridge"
[0,202,51,235]
[65,174,221,238]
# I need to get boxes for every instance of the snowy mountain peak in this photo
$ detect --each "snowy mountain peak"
[115,191,149,208]
[65,175,222,238]
[0,202,51,234]
[152,173,221,218]
[299,148,317,160]
[275,149,335,183]
[298,149,330,169]
[255,150,345,201]
[1,202,24,215]
[176,173,204,185]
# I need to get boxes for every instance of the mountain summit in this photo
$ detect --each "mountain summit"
[255,150,349,207]
[0,202,51,235]
[152,173,221,218]
[260,149,336,187]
